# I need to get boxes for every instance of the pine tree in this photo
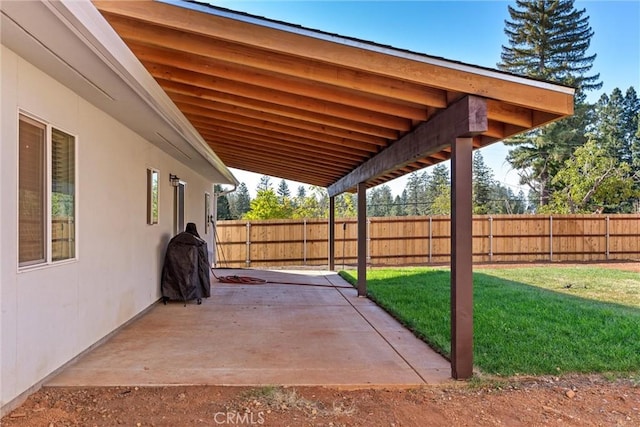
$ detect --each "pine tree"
[214,184,233,220]
[257,175,272,192]
[229,182,251,219]
[623,88,640,182]
[276,179,291,202]
[589,87,640,211]
[367,185,393,217]
[592,89,628,160]
[404,172,425,216]
[472,151,495,214]
[498,0,601,208]
[296,185,306,199]
[390,194,407,216]
[424,164,450,215]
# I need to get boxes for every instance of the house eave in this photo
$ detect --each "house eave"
[0,0,238,186]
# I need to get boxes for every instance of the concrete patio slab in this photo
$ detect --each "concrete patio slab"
[47,270,451,388]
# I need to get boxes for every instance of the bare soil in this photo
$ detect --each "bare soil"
[2,375,638,426]
[4,262,638,426]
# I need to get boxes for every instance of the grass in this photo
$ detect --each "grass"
[340,266,640,376]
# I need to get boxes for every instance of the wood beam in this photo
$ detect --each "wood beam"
[451,137,474,380]
[329,197,336,271]
[95,1,573,115]
[175,103,384,152]
[211,145,353,175]
[127,41,429,121]
[357,182,367,297]
[486,99,532,128]
[328,95,488,197]
[98,10,449,108]
[168,91,388,146]
[146,64,411,131]
[195,119,374,157]
[158,79,399,140]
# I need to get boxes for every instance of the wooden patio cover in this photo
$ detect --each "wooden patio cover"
[93,0,574,379]
[93,0,573,193]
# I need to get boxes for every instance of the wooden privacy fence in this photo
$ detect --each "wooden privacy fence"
[213,214,640,268]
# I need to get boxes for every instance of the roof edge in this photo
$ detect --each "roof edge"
[165,0,574,96]
[52,0,238,186]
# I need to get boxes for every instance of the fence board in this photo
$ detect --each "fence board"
[213,214,640,267]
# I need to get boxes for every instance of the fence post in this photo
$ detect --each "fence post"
[488,216,493,262]
[303,218,307,265]
[428,216,433,264]
[606,216,610,260]
[245,221,251,267]
[549,216,553,262]
[366,218,372,265]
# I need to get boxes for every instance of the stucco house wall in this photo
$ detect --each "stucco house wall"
[1,45,216,410]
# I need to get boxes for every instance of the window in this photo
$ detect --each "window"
[18,113,76,267]
[174,181,185,235]
[147,169,159,225]
[204,192,211,234]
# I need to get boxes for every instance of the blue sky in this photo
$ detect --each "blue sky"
[208,0,640,196]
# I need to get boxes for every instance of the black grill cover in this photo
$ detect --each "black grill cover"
[161,231,211,303]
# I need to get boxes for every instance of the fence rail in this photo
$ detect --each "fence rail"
[213,214,640,268]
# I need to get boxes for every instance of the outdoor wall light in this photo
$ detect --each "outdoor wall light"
[169,174,180,187]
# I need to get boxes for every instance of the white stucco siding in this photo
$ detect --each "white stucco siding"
[1,46,217,410]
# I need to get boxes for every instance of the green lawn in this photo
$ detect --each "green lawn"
[340,266,640,376]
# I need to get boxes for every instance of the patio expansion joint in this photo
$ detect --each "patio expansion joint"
[329,277,429,384]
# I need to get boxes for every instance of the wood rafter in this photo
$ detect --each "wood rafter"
[94,0,574,190]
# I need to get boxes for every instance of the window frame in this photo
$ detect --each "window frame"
[18,111,78,271]
[147,168,160,225]
[204,192,211,234]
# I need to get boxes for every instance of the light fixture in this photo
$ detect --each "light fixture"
[169,174,180,187]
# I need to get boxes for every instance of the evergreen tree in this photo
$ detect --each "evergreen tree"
[228,182,251,219]
[390,193,407,216]
[214,184,233,220]
[257,175,272,192]
[296,185,307,199]
[404,172,424,216]
[472,151,495,214]
[424,164,450,215]
[623,88,640,193]
[367,185,393,217]
[498,0,601,207]
[515,189,529,213]
[588,86,640,211]
[276,179,291,203]
[591,89,628,160]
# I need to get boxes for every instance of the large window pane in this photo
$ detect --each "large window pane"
[51,128,75,261]
[18,115,46,265]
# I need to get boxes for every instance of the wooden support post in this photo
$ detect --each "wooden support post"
[357,182,367,297]
[329,196,336,270]
[451,137,474,380]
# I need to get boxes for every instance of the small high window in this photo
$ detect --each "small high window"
[147,169,159,225]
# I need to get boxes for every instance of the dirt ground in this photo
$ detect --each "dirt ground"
[2,375,638,426]
[3,262,638,426]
